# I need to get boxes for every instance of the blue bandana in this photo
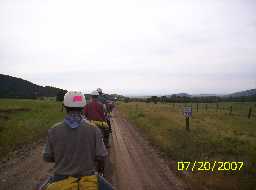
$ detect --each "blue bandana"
[64,113,83,129]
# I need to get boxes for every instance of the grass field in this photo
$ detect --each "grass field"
[117,102,256,190]
[0,99,64,159]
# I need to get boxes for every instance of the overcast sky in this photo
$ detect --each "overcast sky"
[0,0,256,95]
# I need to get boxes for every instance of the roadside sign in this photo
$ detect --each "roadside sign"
[183,107,192,131]
[183,107,192,117]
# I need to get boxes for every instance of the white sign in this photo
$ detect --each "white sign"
[183,107,192,117]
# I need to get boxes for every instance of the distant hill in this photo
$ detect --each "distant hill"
[192,94,219,97]
[0,74,66,99]
[227,89,256,98]
[167,93,192,98]
[166,89,256,98]
[126,89,256,103]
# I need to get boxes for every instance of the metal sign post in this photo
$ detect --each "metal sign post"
[183,107,192,131]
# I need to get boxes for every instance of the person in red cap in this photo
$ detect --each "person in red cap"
[83,90,110,148]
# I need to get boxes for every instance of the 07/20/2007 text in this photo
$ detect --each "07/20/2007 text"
[177,161,244,172]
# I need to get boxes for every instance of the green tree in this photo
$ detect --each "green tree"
[56,90,67,101]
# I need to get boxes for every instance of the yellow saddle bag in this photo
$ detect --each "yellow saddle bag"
[91,121,108,128]
[46,175,98,190]
[79,175,98,190]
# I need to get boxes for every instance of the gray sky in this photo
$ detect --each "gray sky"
[1,0,256,95]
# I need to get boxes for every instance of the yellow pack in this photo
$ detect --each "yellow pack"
[90,121,108,128]
[79,175,98,190]
[46,175,98,190]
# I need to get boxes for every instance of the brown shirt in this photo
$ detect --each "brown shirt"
[43,120,107,176]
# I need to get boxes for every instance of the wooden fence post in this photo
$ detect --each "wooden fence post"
[248,107,252,119]
[216,103,219,112]
[197,103,199,112]
[205,104,208,111]
[186,117,190,131]
[229,106,232,115]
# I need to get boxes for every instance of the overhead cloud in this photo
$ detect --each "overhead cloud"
[0,0,256,95]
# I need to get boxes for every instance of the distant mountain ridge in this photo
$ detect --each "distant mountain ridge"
[0,74,65,99]
[168,89,256,98]
[130,89,256,99]
[227,89,256,97]
[167,93,192,97]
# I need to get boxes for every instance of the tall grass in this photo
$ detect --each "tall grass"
[118,102,256,190]
[0,99,64,158]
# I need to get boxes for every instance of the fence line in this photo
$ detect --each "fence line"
[167,102,255,118]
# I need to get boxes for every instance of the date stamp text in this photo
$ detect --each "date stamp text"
[177,161,244,172]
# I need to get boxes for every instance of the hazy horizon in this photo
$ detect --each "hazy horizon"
[1,0,256,95]
[2,72,254,97]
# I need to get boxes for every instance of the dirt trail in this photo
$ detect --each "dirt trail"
[110,110,187,190]
[0,109,188,190]
[0,143,53,190]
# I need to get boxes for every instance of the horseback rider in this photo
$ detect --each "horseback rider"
[96,88,113,134]
[42,91,112,190]
[83,90,110,148]
[96,88,107,105]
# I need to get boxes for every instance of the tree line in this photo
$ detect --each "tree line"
[0,74,65,99]
[123,95,256,104]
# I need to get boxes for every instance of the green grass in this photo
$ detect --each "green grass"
[117,102,256,190]
[0,99,65,159]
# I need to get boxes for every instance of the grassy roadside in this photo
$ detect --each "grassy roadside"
[117,102,256,190]
[0,99,64,159]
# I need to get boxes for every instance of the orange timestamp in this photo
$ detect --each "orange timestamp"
[177,161,244,172]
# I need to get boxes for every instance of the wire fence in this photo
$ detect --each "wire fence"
[168,102,256,119]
